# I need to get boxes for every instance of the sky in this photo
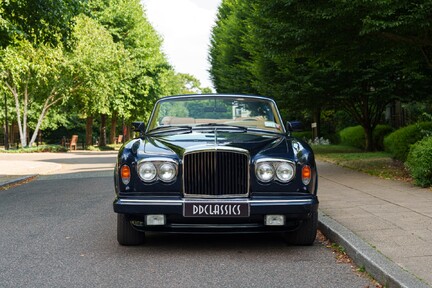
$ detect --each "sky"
[141,0,222,90]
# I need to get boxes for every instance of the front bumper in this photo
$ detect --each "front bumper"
[113,195,319,233]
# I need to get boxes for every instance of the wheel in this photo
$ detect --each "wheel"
[283,211,318,246]
[117,214,145,246]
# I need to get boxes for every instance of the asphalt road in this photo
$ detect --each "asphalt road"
[0,174,376,288]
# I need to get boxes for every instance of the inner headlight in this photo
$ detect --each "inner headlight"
[256,162,275,182]
[138,162,157,182]
[158,162,177,182]
[276,162,295,182]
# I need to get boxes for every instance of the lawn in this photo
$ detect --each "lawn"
[312,145,412,182]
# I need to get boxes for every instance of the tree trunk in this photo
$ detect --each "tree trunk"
[99,114,107,146]
[110,113,117,144]
[363,125,375,152]
[86,116,93,146]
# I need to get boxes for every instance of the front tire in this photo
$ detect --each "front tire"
[283,211,318,246]
[117,214,145,246]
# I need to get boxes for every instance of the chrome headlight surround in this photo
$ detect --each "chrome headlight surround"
[137,158,178,183]
[255,159,296,183]
[255,162,275,183]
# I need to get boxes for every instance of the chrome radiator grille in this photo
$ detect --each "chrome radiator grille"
[183,150,249,197]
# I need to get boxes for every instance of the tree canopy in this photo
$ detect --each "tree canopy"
[209,0,432,151]
[1,0,210,148]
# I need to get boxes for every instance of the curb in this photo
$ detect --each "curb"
[318,211,430,288]
[0,175,37,189]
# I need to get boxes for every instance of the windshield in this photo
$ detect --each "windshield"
[147,96,284,133]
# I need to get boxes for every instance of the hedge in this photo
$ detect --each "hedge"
[405,137,432,187]
[339,125,393,150]
[384,122,432,161]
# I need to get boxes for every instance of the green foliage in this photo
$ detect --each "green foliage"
[340,125,393,151]
[292,131,313,141]
[0,0,85,48]
[406,137,432,187]
[1,145,68,153]
[209,0,256,94]
[373,125,394,151]
[384,122,432,161]
[209,0,432,152]
[0,38,71,147]
[340,126,365,150]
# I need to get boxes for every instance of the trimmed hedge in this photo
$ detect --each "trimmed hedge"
[339,125,393,150]
[384,122,432,161]
[405,137,432,187]
[340,126,364,149]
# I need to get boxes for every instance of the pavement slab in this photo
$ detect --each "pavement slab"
[318,160,432,287]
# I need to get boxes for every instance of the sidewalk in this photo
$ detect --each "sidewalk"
[318,160,432,287]
[0,151,117,187]
[0,152,431,287]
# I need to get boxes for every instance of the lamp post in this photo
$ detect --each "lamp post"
[4,93,9,150]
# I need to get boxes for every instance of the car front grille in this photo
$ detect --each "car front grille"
[183,149,249,197]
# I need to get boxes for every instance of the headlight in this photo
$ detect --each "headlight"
[158,162,177,182]
[276,162,295,182]
[256,162,275,182]
[138,162,157,182]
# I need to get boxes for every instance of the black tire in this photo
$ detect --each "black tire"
[117,214,145,246]
[283,211,318,246]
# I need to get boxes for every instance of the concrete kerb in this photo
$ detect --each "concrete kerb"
[318,211,430,288]
[0,175,37,189]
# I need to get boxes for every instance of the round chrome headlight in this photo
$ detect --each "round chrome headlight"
[256,162,274,182]
[138,162,157,182]
[276,162,295,182]
[158,162,177,182]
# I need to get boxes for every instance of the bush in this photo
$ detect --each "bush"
[339,126,364,149]
[384,122,432,161]
[373,125,394,151]
[405,137,432,187]
[292,131,313,141]
[339,125,393,150]
[0,145,68,153]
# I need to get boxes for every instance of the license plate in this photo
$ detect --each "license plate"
[183,202,250,217]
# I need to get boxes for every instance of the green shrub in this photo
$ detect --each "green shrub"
[373,125,394,151]
[339,125,393,150]
[405,137,432,187]
[292,131,313,141]
[0,145,68,153]
[339,126,364,149]
[384,122,432,161]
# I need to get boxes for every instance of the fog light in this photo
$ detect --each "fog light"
[146,214,166,226]
[265,215,285,226]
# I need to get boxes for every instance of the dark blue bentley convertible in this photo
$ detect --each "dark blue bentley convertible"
[113,94,318,245]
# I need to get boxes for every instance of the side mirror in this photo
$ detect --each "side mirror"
[286,121,303,136]
[286,121,294,134]
[132,121,146,137]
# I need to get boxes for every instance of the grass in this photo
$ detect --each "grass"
[313,144,412,182]
[1,144,121,153]
[0,145,68,153]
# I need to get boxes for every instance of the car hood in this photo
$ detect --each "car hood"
[142,130,291,159]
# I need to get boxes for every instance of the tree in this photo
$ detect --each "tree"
[69,14,126,146]
[0,39,70,147]
[0,0,85,48]
[358,1,432,69]
[210,0,432,151]
[90,0,180,142]
[209,0,257,94]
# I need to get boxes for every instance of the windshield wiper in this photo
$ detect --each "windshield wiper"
[147,125,192,134]
[194,123,248,132]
